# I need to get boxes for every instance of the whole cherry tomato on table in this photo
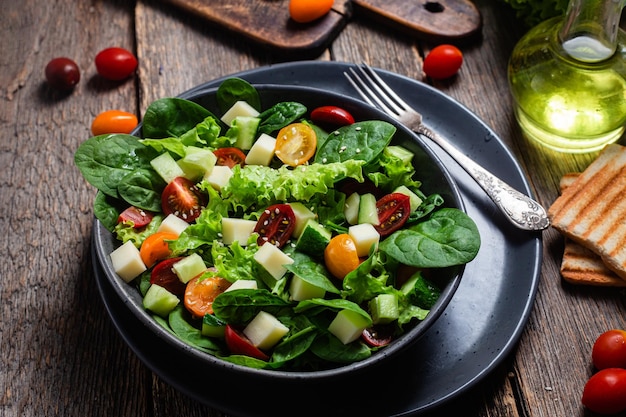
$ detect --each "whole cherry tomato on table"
[581,368,626,414]
[289,0,334,23]
[423,44,464,80]
[95,47,138,81]
[91,110,138,135]
[45,57,80,90]
[592,329,626,370]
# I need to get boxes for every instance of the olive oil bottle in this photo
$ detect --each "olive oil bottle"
[508,0,626,153]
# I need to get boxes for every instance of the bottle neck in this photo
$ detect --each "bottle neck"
[558,0,625,62]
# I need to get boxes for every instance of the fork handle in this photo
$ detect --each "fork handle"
[416,125,550,231]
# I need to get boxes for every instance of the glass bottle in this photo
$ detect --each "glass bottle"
[508,0,626,153]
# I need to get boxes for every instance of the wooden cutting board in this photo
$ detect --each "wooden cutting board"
[161,0,481,55]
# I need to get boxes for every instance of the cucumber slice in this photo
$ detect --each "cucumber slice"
[358,193,379,225]
[143,284,180,317]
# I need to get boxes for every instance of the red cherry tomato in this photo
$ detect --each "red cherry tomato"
[213,147,246,168]
[91,110,138,136]
[311,106,355,127]
[45,57,80,90]
[254,204,296,248]
[289,0,334,23]
[374,193,411,237]
[362,324,394,347]
[224,325,270,361]
[95,47,138,81]
[117,206,155,228]
[150,257,186,295]
[423,44,463,80]
[581,368,626,415]
[161,177,207,223]
[592,329,626,370]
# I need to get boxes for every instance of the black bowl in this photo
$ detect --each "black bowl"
[93,84,466,386]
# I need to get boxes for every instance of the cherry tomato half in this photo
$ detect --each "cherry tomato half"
[311,106,355,127]
[161,177,207,223]
[140,232,178,268]
[150,257,186,295]
[592,329,626,370]
[45,57,80,90]
[324,234,360,280]
[581,368,626,415]
[117,206,154,228]
[423,44,463,80]
[362,324,395,347]
[214,147,246,168]
[374,193,411,237]
[184,275,231,318]
[289,0,334,23]
[91,110,138,136]
[95,47,138,81]
[225,325,270,361]
[254,204,296,248]
[275,123,317,167]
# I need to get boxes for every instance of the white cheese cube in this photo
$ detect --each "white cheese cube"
[225,279,258,292]
[289,275,326,301]
[253,243,294,280]
[221,218,257,245]
[348,223,380,257]
[172,253,207,284]
[221,101,260,126]
[110,241,147,283]
[288,202,316,238]
[204,165,233,190]
[245,133,276,166]
[157,213,189,236]
[328,309,371,344]
[243,311,289,350]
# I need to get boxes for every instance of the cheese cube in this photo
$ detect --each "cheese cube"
[348,223,380,257]
[221,218,257,245]
[328,309,371,344]
[243,311,289,350]
[245,134,276,166]
[110,241,147,283]
[157,214,189,236]
[204,165,233,190]
[221,101,260,126]
[253,243,294,280]
[225,279,258,292]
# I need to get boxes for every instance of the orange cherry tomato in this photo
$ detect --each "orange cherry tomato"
[139,232,178,268]
[289,0,334,23]
[324,234,360,280]
[184,275,231,318]
[274,123,317,167]
[423,44,463,80]
[91,110,138,135]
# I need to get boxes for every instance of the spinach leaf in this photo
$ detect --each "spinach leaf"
[117,168,166,212]
[216,77,261,113]
[168,306,222,354]
[284,252,340,295]
[142,98,213,139]
[93,191,124,231]
[212,289,291,324]
[74,134,158,198]
[315,121,396,165]
[379,208,481,268]
[310,333,371,363]
[258,102,307,135]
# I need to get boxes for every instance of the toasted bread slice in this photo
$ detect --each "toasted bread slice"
[549,144,626,280]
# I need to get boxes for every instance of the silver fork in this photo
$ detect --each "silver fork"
[344,64,550,231]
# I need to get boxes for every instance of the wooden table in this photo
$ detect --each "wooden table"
[2,0,625,416]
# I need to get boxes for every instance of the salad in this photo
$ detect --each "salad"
[75,79,481,371]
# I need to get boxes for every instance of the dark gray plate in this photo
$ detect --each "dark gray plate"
[92,61,542,416]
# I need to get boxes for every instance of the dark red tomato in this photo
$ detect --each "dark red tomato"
[161,177,207,223]
[95,47,138,81]
[362,324,395,347]
[311,106,355,127]
[423,44,463,80]
[45,57,80,90]
[150,257,186,295]
[592,329,626,370]
[374,193,411,237]
[224,325,269,361]
[581,368,626,414]
[117,206,155,228]
[254,204,296,248]
[214,147,246,168]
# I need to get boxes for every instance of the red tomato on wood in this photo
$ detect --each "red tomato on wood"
[582,368,626,414]
[423,45,463,80]
[224,325,270,361]
[254,204,296,248]
[374,193,411,237]
[592,329,626,370]
[161,177,207,223]
[95,47,138,81]
[45,57,80,90]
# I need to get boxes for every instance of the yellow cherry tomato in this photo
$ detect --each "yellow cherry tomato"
[91,109,138,135]
[274,122,317,167]
[324,234,360,280]
[289,0,334,23]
